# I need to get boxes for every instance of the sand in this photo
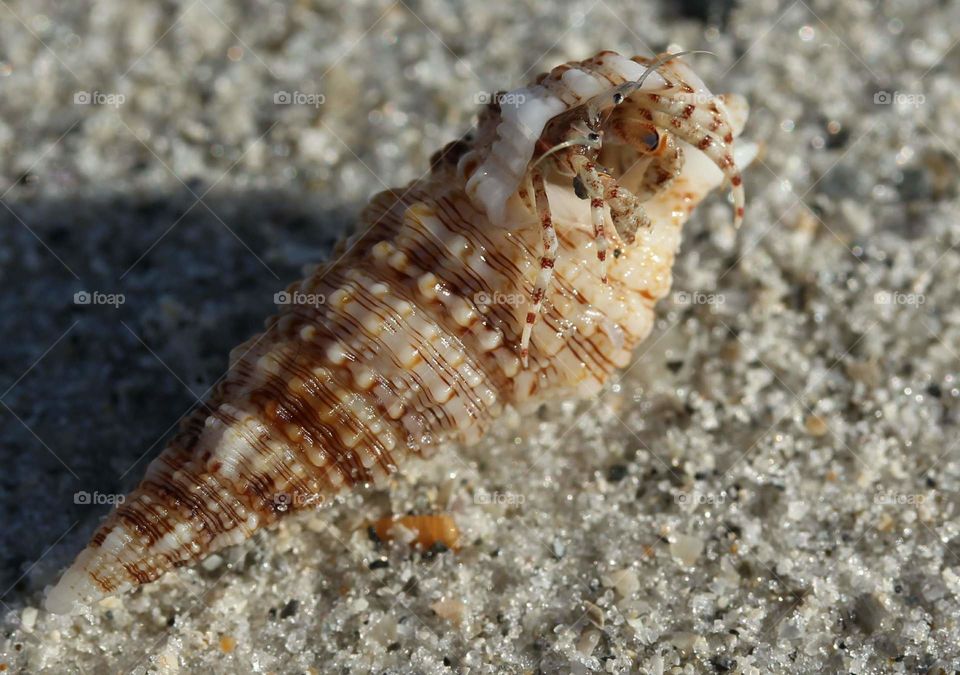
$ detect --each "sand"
[1,0,959,672]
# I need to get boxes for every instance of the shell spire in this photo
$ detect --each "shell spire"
[45,50,755,614]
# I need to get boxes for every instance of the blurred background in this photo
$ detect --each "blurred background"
[1,0,959,672]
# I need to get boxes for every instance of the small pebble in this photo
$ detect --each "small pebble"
[670,534,705,566]
[606,464,628,482]
[200,554,224,571]
[584,600,604,629]
[20,607,37,632]
[668,631,706,654]
[611,567,640,597]
[576,628,601,656]
[804,414,829,436]
[156,640,180,674]
[853,593,888,634]
[280,599,299,619]
[430,598,466,625]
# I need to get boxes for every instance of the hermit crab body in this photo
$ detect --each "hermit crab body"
[462,50,747,363]
[45,50,755,614]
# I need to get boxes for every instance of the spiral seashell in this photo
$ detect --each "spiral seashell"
[45,50,756,614]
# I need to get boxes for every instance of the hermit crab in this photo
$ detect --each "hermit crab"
[45,49,755,614]
[461,50,747,364]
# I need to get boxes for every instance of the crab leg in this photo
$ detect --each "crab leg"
[571,155,611,283]
[633,92,736,145]
[640,108,745,227]
[519,168,559,367]
[596,171,649,245]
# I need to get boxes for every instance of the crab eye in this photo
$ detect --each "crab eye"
[588,132,601,143]
[612,92,624,105]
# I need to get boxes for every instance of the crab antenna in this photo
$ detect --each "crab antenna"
[588,49,716,122]
[624,49,716,97]
[530,135,602,172]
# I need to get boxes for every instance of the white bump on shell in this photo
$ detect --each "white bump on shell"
[466,86,564,225]
[560,68,607,98]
